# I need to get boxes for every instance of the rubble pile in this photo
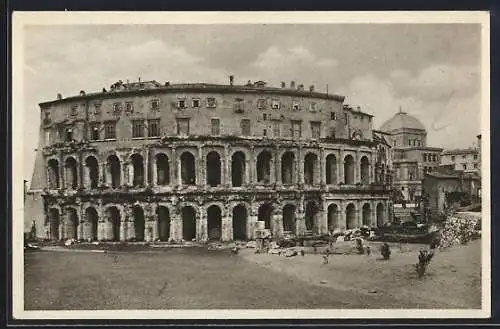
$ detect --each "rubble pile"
[438,212,481,249]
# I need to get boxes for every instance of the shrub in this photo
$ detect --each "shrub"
[355,238,364,255]
[381,242,391,260]
[415,249,434,279]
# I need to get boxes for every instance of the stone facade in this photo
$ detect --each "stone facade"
[28,80,393,242]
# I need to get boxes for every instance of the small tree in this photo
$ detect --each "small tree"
[381,242,391,260]
[356,238,364,254]
[415,249,435,279]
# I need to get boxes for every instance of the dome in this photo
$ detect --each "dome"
[379,111,426,132]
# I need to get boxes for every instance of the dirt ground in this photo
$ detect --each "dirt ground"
[23,239,482,310]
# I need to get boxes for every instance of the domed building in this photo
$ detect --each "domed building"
[25,77,394,243]
[379,108,443,203]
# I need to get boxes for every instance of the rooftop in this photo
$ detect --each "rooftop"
[379,108,426,132]
[442,148,479,155]
[40,79,346,106]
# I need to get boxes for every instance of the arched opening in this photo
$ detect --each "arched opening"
[85,207,99,241]
[304,153,318,185]
[207,205,222,241]
[85,156,99,188]
[206,151,222,187]
[157,206,170,241]
[48,208,60,240]
[66,208,79,240]
[47,159,60,189]
[256,151,272,183]
[282,204,296,234]
[232,204,247,240]
[305,201,318,232]
[327,204,340,231]
[376,203,385,227]
[326,154,337,185]
[107,206,121,241]
[180,152,196,185]
[258,203,273,230]
[344,155,355,185]
[107,155,121,188]
[360,156,370,184]
[64,157,78,189]
[132,206,145,241]
[181,206,197,241]
[346,203,356,229]
[281,152,295,184]
[156,153,170,185]
[131,154,145,187]
[362,203,371,227]
[231,152,246,187]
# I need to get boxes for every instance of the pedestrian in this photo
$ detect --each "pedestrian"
[322,254,329,264]
[366,245,371,256]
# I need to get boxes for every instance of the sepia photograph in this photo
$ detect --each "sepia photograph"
[12,11,490,319]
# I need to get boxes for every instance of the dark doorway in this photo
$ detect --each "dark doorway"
[108,206,121,241]
[282,204,296,233]
[258,203,273,230]
[305,201,317,232]
[376,203,385,227]
[67,208,79,240]
[48,208,60,240]
[133,206,145,241]
[231,152,246,187]
[346,203,356,229]
[157,206,170,241]
[327,204,340,231]
[206,151,222,187]
[85,207,99,241]
[232,204,247,240]
[182,206,196,241]
[207,205,222,241]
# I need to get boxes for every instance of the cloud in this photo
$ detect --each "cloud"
[252,46,338,70]
[342,74,480,150]
[390,64,480,101]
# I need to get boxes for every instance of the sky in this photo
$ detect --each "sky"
[22,23,482,181]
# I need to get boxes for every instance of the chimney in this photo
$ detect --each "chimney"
[79,90,86,96]
[281,81,286,88]
[229,75,234,86]
[309,85,315,92]
[297,84,304,91]
[56,93,62,100]
[290,81,296,89]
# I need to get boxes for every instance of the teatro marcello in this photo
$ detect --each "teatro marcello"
[26,77,394,243]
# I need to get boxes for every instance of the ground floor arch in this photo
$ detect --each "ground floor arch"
[182,206,197,241]
[132,206,145,241]
[85,207,99,241]
[48,208,60,240]
[107,206,121,241]
[362,203,371,227]
[327,203,340,231]
[157,206,170,241]
[65,208,79,240]
[282,204,296,233]
[258,203,273,230]
[346,203,356,229]
[232,204,247,240]
[305,201,318,232]
[207,205,222,241]
[376,203,385,227]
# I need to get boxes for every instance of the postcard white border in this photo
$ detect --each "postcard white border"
[12,11,491,320]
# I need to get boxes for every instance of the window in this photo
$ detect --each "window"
[43,111,51,125]
[94,103,102,115]
[151,99,160,111]
[292,102,300,111]
[272,121,280,137]
[344,113,348,124]
[257,99,266,110]
[112,102,122,115]
[474,154,478,160]
[311,121,321,139]
[291,120,302,138]
[89,124,100,140]
[474,163,478,169]
[70,105,78,117]
[263,129,267,137]
[462,163,467,170]
[451,155,456,161]
[271,100,280,109]
[148,119,160,137]
[104,122,117,139]
[263,113,267,120]
[125,101,134,114]
[132,120,145,138]
[330,112,337,120]
[177,99,186,109]
[309,102,317,111]
[211,118,220,135]
[192,99,200,108]
[417,140,421,147]
[207,97,217,108]
[177,118,190,136]
[65,127,73,142]
[44,129,51,145]
[240,119,251,136]
[423,154,427,162]
[234,100,244,113]
[433,154,437,162]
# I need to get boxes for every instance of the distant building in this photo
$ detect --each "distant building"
[440,135,481,175]
[422,167,481,219]
[379,108,443,203]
